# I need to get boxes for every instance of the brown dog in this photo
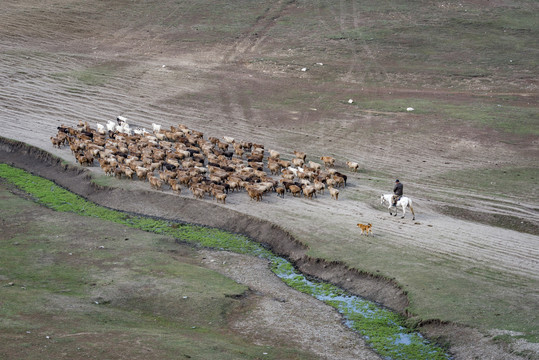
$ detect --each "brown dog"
[357,223,373,236]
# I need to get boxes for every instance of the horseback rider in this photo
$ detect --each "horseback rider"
[392,179,403,207]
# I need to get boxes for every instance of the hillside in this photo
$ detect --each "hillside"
[0,1,537,359]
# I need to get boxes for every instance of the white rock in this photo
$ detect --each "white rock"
[406,107,414,111]
[348,99,354,104]
[301,67,307,72]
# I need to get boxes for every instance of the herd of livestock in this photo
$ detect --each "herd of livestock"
[50,117,361,204]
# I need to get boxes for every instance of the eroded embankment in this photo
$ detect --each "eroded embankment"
[0,136,408,313]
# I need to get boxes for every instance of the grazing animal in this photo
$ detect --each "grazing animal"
[320,156,335,168]
[169,180,182,194]
[149,176,163,190]
[381,194,415,220]
[117,115,127,125]
[291,158,304,167]
[96,123,106,135]
[289,184,302,197]
[50,136,63,148]
[293,150,307,161]
[307,160,321,171]
[333,175,346,188]
[328,186,339,200]
[346,161,359,172]
[106,120,116,132]
[268,161,281,175]
[76,152,93,166]
[333,172,347,186]
[190,186,205,199]
[122,166,134,179]
[269,149,280,159]
[215,192,227,204]
[357,223,373,236]
[135,167,149,180]
[246,187,263,201]
[302,185,317,199]
[314,180,325,194]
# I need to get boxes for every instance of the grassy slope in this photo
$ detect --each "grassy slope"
[0,184,315,360]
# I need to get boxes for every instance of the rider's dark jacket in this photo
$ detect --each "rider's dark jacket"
[393,182,403,196]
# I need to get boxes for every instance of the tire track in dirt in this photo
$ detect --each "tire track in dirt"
[318,0,389,84]
[223,0,295,64]
[0,51,183,145]
[374,210,539,281]
[416,182,539,226]
[218,1,298,127]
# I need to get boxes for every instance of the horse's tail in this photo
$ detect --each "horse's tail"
[408,198,416,220]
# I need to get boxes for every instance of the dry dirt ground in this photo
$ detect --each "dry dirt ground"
[1,1,538,359]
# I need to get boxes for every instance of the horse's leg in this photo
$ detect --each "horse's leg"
[409,205,415,220]
[401,204,406,219]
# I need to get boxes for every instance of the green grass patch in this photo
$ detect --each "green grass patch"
[430,166,539,199]
[0,164,273,256]
[52,63,120,86]
[353,97,539,135]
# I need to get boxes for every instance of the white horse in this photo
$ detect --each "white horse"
[381,194,415,220]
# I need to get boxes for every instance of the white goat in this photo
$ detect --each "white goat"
[106,120,116,132]
[96,123,105,135]
[117,123,131,135]
[287,166,299,177]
